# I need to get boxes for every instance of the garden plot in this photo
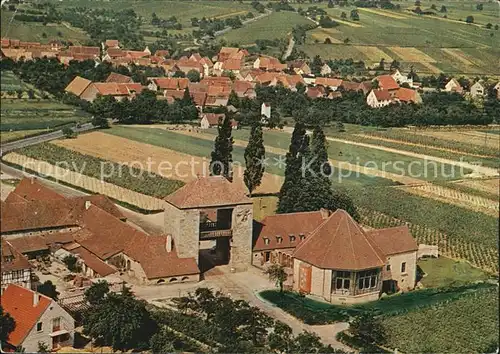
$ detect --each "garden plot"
[399,183,499,216]
[53,132,283,195]
[2,153,164,211]
[415,130,500,149]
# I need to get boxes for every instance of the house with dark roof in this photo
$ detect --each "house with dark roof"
[1,284,75,352]
[253,209,418,304]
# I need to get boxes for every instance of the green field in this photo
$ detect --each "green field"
[207,127,472,182]
[259,282,496,325]
[105,126,395,188]
[381,286,498,353]
[418,257,490,288]
[1,71,39,93]
[0,10,90,44]
[298,1,500,75]
[221,11,314,45]
[1,99,90,132]
[12,142,184,198]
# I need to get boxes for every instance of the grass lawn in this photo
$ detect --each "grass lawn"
[417,256,491,288]
[221,11,315,45]
[0,10,90,44]
[106,126,396,188]
[259,282,495,325]
[0,98,90,131]
[380,286,498,353]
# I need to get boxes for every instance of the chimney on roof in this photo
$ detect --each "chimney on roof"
[85,200,91,210]
[33,291,40,306]
[166,235,172,253]
[320,208,330,220]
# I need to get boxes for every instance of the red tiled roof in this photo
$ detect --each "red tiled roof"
[188,82,208,93]
[106,72,133,83]
[315,77,343,88]
[253,211,326,251]
[5,178,65,203]
[202,113,226,125]
[377,75,399,91]
[395,87,418,102]
[232,80,254,95]
[1,285,51,347]
[340,81,361,92]
[105,48,125,58]
[372,89,392,101]
[105,39,119,48]
[64,76,92,97]
[306,86,325,99]
[71,246,116,277]
[1,239,32,273]
[125,50,149,59]
[6,236,49,254]
[222,59,242,71]
[366,226,418,255]
[69,46,100,56]
[93,83,129,96]
[201,76,232,87]
[293,209,386,270]
[124,235,199,278]
[1,39,10,48]
[151,77,189,90]
[0,199,80,233]
[165,176,251,209]
[155,50,170,58]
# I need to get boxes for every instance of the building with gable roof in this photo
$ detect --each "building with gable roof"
[1,239,32,290]
[1,178,200,285]
[164,176,253,272]
[1,284,75,352]
[253,209,418,304]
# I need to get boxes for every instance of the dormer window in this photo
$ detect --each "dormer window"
[264,238,270,245]
[289,234,296,242]
[3,255,14,263]
[276,236,283,244]
[299,233,305,241]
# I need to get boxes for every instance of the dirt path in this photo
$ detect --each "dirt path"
[280,127,499,177]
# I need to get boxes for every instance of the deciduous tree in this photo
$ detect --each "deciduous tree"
[265,264,288,292]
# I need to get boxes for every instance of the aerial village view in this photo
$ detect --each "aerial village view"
[0,0,498,352]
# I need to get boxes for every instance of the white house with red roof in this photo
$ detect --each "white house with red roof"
[1,284,75,352]
[367,89,393,108]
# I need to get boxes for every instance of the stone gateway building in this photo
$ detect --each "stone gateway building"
[253,209,418,304]
[164,176,253,272]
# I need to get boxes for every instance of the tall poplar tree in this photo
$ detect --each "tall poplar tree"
[244,124,266,195]
[277,123,308,213]
[210,116,234,180]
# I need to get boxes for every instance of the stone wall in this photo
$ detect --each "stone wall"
[230,204,253,271]
[164,202,200,262]
[386,251,417,291]
[2,226,80,239]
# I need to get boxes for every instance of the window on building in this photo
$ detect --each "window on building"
[299,233,305,241]
[357,270,378,290]
[276,236,283,244]
[37,322,43,332]
[289,235,296,242]
[52,317,61,332]
[401,262,406,273]
[386,264,391,271]
[264,238,270,245]
[335,271,351,290]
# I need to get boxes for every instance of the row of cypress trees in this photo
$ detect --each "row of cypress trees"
[210,117,356,216]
